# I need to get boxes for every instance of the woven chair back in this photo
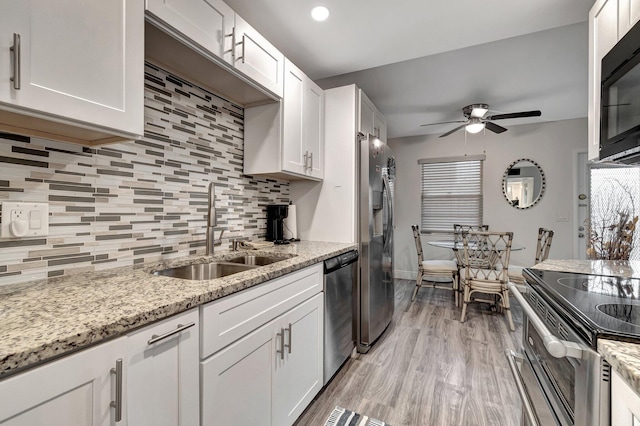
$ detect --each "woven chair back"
[462,231,513,283]
[535,228,554,263]
[453,224,489,243]
[411,225,424,265]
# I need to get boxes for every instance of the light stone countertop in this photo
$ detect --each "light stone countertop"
[0,241,357,378]
[533,259,640,397]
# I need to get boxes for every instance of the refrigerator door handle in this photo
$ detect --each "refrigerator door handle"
[382,174,393,244]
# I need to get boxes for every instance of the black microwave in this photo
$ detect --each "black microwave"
[600,19,640,163]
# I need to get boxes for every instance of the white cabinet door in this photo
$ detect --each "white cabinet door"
[375,109,388,142]
[126,309,199,426]
[359,90,376,137]
[305,79,324,179]
[272,294,324,426]
[0,338,126,426]
[612,369,640,425]
[619,0,640,37]
[145,0,234,65]
[282,60,306,175]
[588,0,619,160]
[201,320,275,426]
[0,0,143,138]
[234,15,284,98]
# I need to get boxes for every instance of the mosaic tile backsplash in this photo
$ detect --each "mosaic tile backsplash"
[0,62,289,285]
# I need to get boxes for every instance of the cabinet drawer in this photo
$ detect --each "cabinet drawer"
[201,263,322,358]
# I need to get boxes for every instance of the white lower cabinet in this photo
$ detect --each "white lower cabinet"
[200,264,324,426]
[0,337,126,426]
[612,369,640,425]
[125,309,199,426]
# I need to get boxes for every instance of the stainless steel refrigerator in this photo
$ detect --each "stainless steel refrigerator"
[356,132,395,353]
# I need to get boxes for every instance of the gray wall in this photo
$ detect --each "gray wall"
[389,118,587,280]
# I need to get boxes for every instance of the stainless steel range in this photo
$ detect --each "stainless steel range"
[505,268,640,426]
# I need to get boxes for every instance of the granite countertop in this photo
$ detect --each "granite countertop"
[532,259,640,278]
[0,240,356,378]
[533,259,640,397]
[598,339,640,395]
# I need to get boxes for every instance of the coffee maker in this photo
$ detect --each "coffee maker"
[266,204,289,244]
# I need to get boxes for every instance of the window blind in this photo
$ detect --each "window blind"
[420,156,483,233]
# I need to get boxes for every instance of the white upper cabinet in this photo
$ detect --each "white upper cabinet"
[0,0,144,145]
[282,59,323,179]
[0,337,126,426]
[244,59,324,180]
[589,0,618,160]
[234,15,285,98]
[126,309,200,426]
[619,0,640,36]
[359,91,376,137]
[375,109,388,142]
[145,0,235,65]
[358,89,387,142]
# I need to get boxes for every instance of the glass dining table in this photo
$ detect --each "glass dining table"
[427,240,525,268]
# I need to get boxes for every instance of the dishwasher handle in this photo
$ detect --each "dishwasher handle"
[324,250,359,274]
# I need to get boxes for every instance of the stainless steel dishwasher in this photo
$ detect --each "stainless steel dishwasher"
[323,250,359,385]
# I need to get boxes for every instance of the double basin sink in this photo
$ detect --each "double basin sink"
[152,255,289,280]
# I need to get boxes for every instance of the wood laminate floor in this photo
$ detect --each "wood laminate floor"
[295,279,524,426]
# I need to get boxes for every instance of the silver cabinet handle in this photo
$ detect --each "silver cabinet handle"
[505,350,539,426]
[508,283,583,359]
[276,328,285,360]
[285,323,292,353]
[309,152,313,172]
[110,358,123,422]
[10,33,20,90]
[147,322,195,345]
[236,33,245,63]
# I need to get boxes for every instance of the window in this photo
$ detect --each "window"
[419,155,484,233]
[589,164,640,260]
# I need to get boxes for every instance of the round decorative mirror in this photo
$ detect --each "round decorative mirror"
[502,159,546,209]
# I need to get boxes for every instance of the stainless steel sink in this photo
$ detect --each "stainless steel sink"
[153,262,257,280]
[226,255,288,266]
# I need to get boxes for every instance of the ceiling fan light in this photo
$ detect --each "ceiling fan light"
[465,118,485,134]
[470,107,488,118]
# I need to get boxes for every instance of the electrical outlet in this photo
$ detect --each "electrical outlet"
[1,202,49,238]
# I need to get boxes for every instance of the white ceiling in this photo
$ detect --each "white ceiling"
[224,0,593,139]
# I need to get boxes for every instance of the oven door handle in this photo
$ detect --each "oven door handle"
[505,349,540,426]
[508,282,584,359]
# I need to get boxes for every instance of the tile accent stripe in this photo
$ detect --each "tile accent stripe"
[0,63,289,285]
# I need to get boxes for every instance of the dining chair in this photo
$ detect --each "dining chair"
[452,224,489,297]
[508,228,554,285]
[411,225,459,304]
[460,230,515,331]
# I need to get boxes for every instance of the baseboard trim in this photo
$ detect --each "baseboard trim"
[395,270,417,280]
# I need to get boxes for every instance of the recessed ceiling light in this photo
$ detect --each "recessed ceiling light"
[311,6,330,22]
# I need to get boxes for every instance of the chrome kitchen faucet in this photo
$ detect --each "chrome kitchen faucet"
[206,182,224,255]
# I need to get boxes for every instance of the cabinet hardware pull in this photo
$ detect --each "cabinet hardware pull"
[10,33,20,90]
[286,323,292,353]
[309,153,313,172]
[276,328,285,360]
[147,322,195,345]
[223,31,234,56]
[236,34,245,63]
[110,359,123,422]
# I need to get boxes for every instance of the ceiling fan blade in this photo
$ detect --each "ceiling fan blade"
[439,124,467,138]
[420,120,467,127]
[485,110,541,120]
[484,121,508,134]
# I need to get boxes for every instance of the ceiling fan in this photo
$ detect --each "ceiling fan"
[420,103,542,138]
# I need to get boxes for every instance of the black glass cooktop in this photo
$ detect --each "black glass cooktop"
[524,269,640,347]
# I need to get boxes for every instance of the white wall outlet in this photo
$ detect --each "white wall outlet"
[1,202,49,238]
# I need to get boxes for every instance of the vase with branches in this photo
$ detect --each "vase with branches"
[587,177,639,260]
